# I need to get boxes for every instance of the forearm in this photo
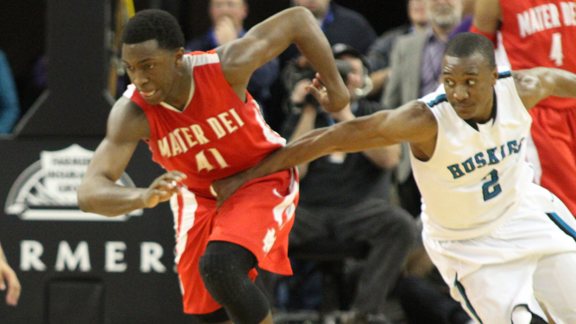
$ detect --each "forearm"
[472,0,501,34]
[290,10,348,109]
[245,115,395,181]
[78,176,146,217]
[288,106,317,178]
[546,68,576,98]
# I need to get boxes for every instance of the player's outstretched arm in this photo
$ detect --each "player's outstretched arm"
[217,6,349,112]
[472,0,501,35]
[0,242,20,306]
[212,100,437,205]
[78,98,185,216]
[514,68,576,110]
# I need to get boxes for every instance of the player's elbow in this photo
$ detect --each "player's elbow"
[288,6,316,23]
[76,185,91,213]
[77,180,97,214]
[283,6,319,39]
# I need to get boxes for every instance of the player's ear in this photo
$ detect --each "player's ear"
[491,67,498,86]
[174,47,185,66]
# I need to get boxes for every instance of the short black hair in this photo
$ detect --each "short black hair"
[444,32,496,69]
[122,9,185,51]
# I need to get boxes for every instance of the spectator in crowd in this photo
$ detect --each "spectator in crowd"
[366,0,430,98]
[0,241,20,306]
[0,49,20,134]
[279,44,417,322]
[472,0,576,217]
[185,0,279,123]
[382,0,463,218]
[280,0,377,65]
[268,0,378,132]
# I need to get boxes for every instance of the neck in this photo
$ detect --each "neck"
[478,92,496,123]
[413,21,428,33]
[164,60,192,111]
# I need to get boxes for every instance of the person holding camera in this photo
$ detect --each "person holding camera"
[279,44,418,322]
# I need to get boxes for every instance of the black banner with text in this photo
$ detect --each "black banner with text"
[0,138,197,324]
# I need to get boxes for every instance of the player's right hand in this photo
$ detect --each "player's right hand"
[212,172,248,207]
[141,171,186,209]
[0,258,20,306]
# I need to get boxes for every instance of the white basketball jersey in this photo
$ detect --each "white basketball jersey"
[413,69,534,240]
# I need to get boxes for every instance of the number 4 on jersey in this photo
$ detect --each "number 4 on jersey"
[550,32,563,66]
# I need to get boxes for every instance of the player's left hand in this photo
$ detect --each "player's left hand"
[0,259,21,306]
[306,72,349,112]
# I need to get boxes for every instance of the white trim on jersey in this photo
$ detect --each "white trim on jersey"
[495,32,511,68]
[252,100,286,146]
[123,84,136,99]
[170,188,198,265]
[187,52,219,67]
[272,168,298,228]
[526,133,542,184]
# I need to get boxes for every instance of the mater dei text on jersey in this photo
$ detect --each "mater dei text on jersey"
[157,107,245,161]
[518,2,576,37]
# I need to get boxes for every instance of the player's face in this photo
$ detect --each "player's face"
[122,40,183,106]
[428,0,461,29]
[441,52,498,123]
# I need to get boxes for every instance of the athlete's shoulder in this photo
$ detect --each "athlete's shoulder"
[107,96,150,141]
[399,99,437,130]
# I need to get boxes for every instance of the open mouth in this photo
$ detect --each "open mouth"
[140,90,157,98]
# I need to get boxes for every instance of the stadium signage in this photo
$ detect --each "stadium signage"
[4,144,142,221]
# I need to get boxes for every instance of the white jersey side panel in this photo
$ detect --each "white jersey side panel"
[412,69,534,240]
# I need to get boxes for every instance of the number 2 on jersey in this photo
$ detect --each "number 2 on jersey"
[482,169,502,201]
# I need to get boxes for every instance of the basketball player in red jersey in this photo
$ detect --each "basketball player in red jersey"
[472,0,576,217]
[77,8,348,324]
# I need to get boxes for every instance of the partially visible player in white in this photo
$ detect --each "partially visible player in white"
[211,32,576,324]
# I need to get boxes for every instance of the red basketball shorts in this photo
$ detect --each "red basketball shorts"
[169,168,299,315]
[528,105,576,216]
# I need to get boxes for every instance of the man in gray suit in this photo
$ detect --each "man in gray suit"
[382,0,463,217]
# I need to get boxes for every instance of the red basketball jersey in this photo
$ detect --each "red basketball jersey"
[499,0,576,109]
[123,50,286,198]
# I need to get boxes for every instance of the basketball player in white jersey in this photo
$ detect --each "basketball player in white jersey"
[211,32,576,324]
